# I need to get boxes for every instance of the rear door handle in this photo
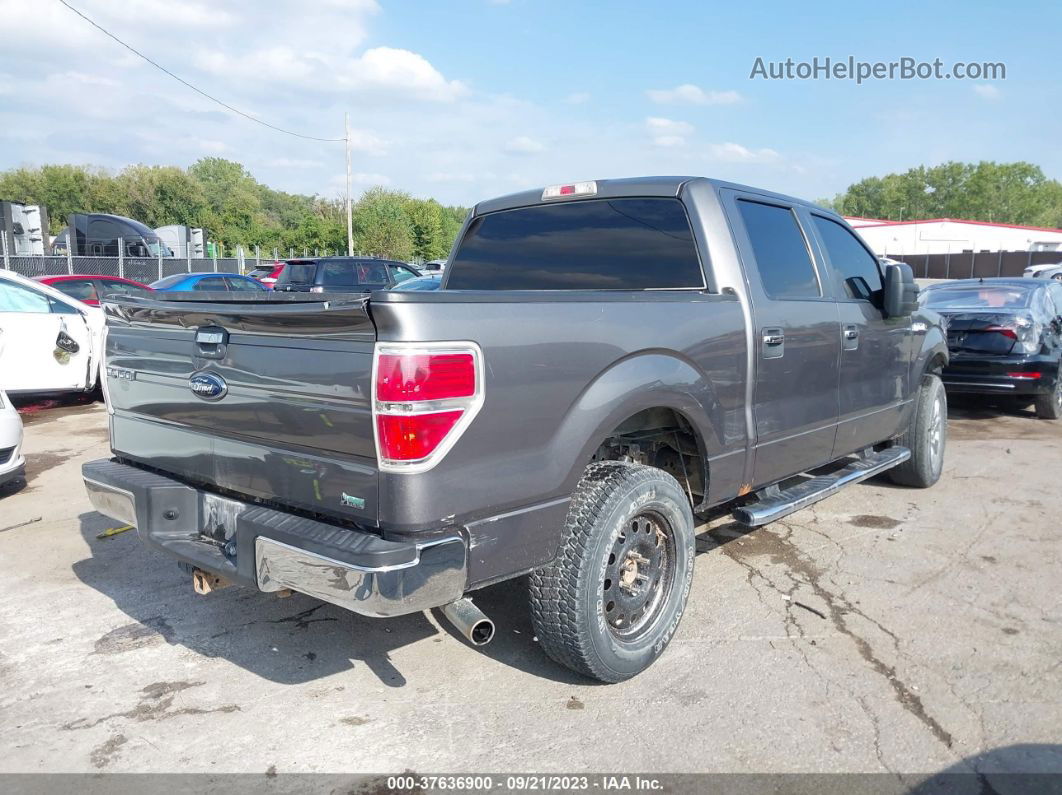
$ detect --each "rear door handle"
[761,328,785,359]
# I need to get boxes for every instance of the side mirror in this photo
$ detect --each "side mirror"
[883,263,919,318]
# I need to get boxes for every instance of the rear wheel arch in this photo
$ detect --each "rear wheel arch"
[585,406,710,510]
[552,352,726,502]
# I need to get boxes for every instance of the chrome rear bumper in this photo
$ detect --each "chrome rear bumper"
[82,459,467,617]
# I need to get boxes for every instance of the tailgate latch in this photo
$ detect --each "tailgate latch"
[195,326,229,359]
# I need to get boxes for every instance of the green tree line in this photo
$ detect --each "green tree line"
[0,159,469,261]
[820,161,1062,228]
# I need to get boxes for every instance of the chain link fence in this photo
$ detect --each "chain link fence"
[0,236,371,284]
[1,235,262,283]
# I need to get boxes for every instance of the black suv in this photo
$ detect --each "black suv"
[273,257,420,293]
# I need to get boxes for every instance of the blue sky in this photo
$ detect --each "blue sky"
[0,0,1056,207]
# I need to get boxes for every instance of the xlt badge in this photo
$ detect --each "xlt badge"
[341,493,366,509]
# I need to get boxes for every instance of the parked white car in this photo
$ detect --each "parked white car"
[1023,262,1062,280]
[0,390,24,487]
[0,270,105,395]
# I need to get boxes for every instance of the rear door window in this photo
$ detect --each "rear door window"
[446,197,704,290]
[193,277,228,291]
[54,279,98,302]
[98,279,151,297]
[320,261,356,288]
[389,265,418,284]
[1046,283,1062,317]
[736,200,820,299]
[224,276,262,291]
[812,215,884,301]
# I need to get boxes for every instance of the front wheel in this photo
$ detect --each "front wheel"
[889,373,947,488]
[529,461,695,683]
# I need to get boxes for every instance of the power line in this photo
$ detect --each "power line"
[55,0,345,143]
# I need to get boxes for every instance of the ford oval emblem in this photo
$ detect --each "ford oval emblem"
[189,372,227,401]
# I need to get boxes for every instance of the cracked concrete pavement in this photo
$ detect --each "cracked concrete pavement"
[0,398,1059,776]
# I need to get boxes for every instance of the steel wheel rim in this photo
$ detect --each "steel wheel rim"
[602,510,676,641]
[928,392,945,469]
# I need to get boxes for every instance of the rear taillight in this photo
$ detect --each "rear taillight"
[1007,372,1041,379]
[372,342,484,472]
[983,325,1018,340]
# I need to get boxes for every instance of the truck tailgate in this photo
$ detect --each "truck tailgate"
[102,292,380,526]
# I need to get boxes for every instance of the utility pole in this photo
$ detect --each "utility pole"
[345,112,354,256]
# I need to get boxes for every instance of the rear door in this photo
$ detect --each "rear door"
[722,192,841,486]
[807,213,911,456]
[0,278,94,392]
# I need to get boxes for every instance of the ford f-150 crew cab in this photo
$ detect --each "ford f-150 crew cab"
[83,176,948,682]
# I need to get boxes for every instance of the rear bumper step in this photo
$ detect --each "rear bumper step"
[732,447,911,527]
[82,458,467,617]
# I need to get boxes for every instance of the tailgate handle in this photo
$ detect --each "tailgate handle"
[195,326,229,359]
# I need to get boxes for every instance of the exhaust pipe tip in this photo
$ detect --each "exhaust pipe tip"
[468,617,495,646]
[441,597,495,647]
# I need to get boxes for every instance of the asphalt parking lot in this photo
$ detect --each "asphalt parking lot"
[0,400,1059,779]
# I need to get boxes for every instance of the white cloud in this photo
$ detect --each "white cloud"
[339,47,467,101]
[646,84,742,106]
[646,117,693,147]
[565,91,591,104]
[49,71,120,88]
[346,130,389,156]
[352,172,391,185]
[196,47,317,83]
[505,135,546,154]
[194,138,229,153]
[426,172,477,183]
[705,142,780,164]
[327,172,391,193]
[973,84,1002,101]
[119,0,237,27]
[267,157,325,168]
[196,45,465,102]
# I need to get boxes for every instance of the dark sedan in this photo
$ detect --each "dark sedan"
[273,257,421,293]
[921,278,1062,419]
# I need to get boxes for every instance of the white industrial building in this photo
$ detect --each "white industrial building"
[845,216,1062,256]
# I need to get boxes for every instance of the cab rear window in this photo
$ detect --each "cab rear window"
[445,197,704,290]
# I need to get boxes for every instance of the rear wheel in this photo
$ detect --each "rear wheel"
[529,461,695,683]
[1034,364,1062,420]
[889,374,947,488]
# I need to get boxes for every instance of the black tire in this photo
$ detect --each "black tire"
[889,373,947,488]
[529,461,695,683]
[1034,364,1062,420]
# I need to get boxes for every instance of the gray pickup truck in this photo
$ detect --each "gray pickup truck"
[83,177,948,682]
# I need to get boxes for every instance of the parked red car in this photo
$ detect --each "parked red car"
[246,261,285,288]
[34,274,154,306]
